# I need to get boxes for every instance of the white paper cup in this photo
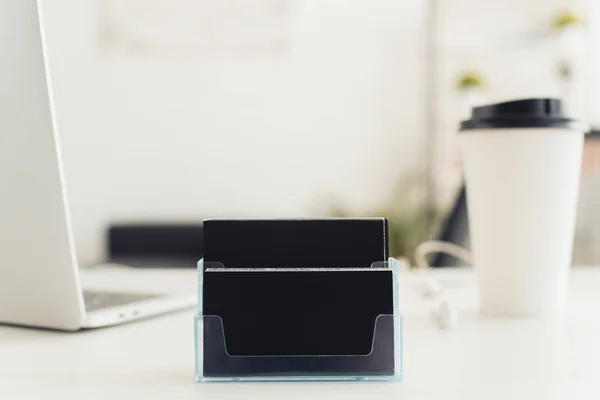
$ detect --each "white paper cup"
[460,99,588,317]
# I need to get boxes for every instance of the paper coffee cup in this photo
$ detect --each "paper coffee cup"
[459,98,588,317]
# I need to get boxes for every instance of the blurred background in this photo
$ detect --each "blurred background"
[39,0,600,266]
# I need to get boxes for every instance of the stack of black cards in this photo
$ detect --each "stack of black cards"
[194,219,402,382]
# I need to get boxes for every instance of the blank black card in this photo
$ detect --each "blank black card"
[202,218,393,356]
[203,269,393,356]
[203,218,388,268]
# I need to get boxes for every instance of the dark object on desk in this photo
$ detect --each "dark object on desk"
[200,218,400,380]
[430,185,470,267]
[107,223,203,268]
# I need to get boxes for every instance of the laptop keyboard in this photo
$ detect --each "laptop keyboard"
[83,290,163,311]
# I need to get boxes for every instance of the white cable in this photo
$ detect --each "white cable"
[430,299,458,329]
[413,241,472,329]
[414,240,472,269]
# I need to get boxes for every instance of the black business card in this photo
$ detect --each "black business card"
[203,218,388,269]
[203,269,394,356]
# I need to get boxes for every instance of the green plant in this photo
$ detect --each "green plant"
[456,72,485,91]
[558,61,572,81]
[552,11,583,31]
[325,171,438,262]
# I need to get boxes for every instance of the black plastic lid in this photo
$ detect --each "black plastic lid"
[460,98,589,132]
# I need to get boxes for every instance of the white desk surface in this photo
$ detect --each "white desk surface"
[2,266,600,400]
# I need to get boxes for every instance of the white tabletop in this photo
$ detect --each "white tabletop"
[2,266,600,400]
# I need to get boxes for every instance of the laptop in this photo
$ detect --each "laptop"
[0,0,195,330]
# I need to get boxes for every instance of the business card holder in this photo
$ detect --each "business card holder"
[194,258,402,382]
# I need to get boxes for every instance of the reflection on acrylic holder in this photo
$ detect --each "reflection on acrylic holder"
[194,259,403,382]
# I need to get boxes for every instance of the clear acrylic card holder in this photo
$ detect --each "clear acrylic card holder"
[194,258,403,382]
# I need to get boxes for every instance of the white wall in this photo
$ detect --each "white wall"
[40,0,426,263]
[588,0,600,123]
[39,0,593,264]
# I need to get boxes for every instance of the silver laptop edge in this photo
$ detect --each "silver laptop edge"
[0,0,195,331]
